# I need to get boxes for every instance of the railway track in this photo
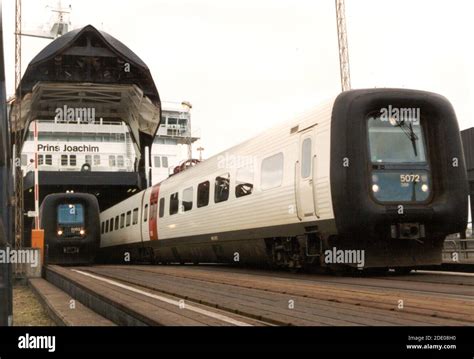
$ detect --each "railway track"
[58,264,474,326]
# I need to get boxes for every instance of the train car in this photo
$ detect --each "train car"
[40,193,100,265]
[98,88,469,271]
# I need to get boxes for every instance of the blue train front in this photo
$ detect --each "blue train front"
[330,88,469,268]
[40,193,100,265]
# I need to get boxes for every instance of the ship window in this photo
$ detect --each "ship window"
[45,155,52,165]
[115,216,119,230]
[301,138,312,178]
[38,155,44,165]
[235,165,254,198]
[61,155,68,166]
[168,118,178,125]
[132,208,139,225]
[21,154,27,166]
[261,153,284,190]
[126,211,131,227]
[109,155,116,167]
[154,156,161,168]
[182,187,193,211]
[85,155,92,165]
[215,173,230,203]
[70,155,77,166]
[94,155,101,165]
[159,198,165,218]
[120,213,125,229]
[197,181,210,208]
[162,157,169,168]
[144,204,148,222]
[178,119,187,127]
[170,193,179,215]
[117,156,124,167]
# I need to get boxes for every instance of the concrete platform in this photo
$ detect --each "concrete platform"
[29,278,115,326]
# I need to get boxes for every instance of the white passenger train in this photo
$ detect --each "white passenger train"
[98,89,469,270]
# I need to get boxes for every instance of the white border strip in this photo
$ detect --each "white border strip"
[71,269,253,326]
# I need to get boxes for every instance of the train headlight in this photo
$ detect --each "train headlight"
[421,184,429,192]
[80,229,85,236]
[372,184,380,193]
[57,230,63,236]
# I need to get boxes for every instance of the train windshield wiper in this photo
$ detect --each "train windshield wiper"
[395,120,419,157]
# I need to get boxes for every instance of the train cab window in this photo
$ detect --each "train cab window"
[126,211,131,227]
[61,155,68,166]
[261,153,284,190]
[215,173,230,203]
[144,204,148,222]
[120,213,125,229]
[132,208,139,225]
[301,138,312,178]
[235,165,254,198]
[159,198,165,218]
[182,187,193,211]
[115,216,119,230]
[197,181,210,208]
[70,155,77,166]
[169,193,179,215]
[57,204,84,226]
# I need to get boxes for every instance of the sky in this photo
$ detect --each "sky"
[2,0,473,158]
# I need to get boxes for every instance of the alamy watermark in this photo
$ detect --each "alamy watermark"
[0,248,39,267]
[217,152,256,169]
[55,105,96,123]
[324,247,365,268]
[380,105,420,123]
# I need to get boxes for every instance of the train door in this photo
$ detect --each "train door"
[149,184,160,240]
[296,127,317,220]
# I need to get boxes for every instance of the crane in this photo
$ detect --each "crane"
[335,0,351,91]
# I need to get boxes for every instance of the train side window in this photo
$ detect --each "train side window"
[126,211,131,227]
[101,222,105,234]
[235,165,254,198]
[133,208,139,225]
[144,204,148,222]
[197,181,210,208]
[182,187,193,211]
[115,216,119,230]
[215,173,230,203]
[120,213,125,229]
[159,198,165,218]
[105,220,109,233]
[261,153,284,190]
[170,193,179,215]
[301,138,312,178]
[109,218,114,232]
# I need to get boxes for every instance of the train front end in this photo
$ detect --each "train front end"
[330,89,468,268]
[40,193,100,265]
